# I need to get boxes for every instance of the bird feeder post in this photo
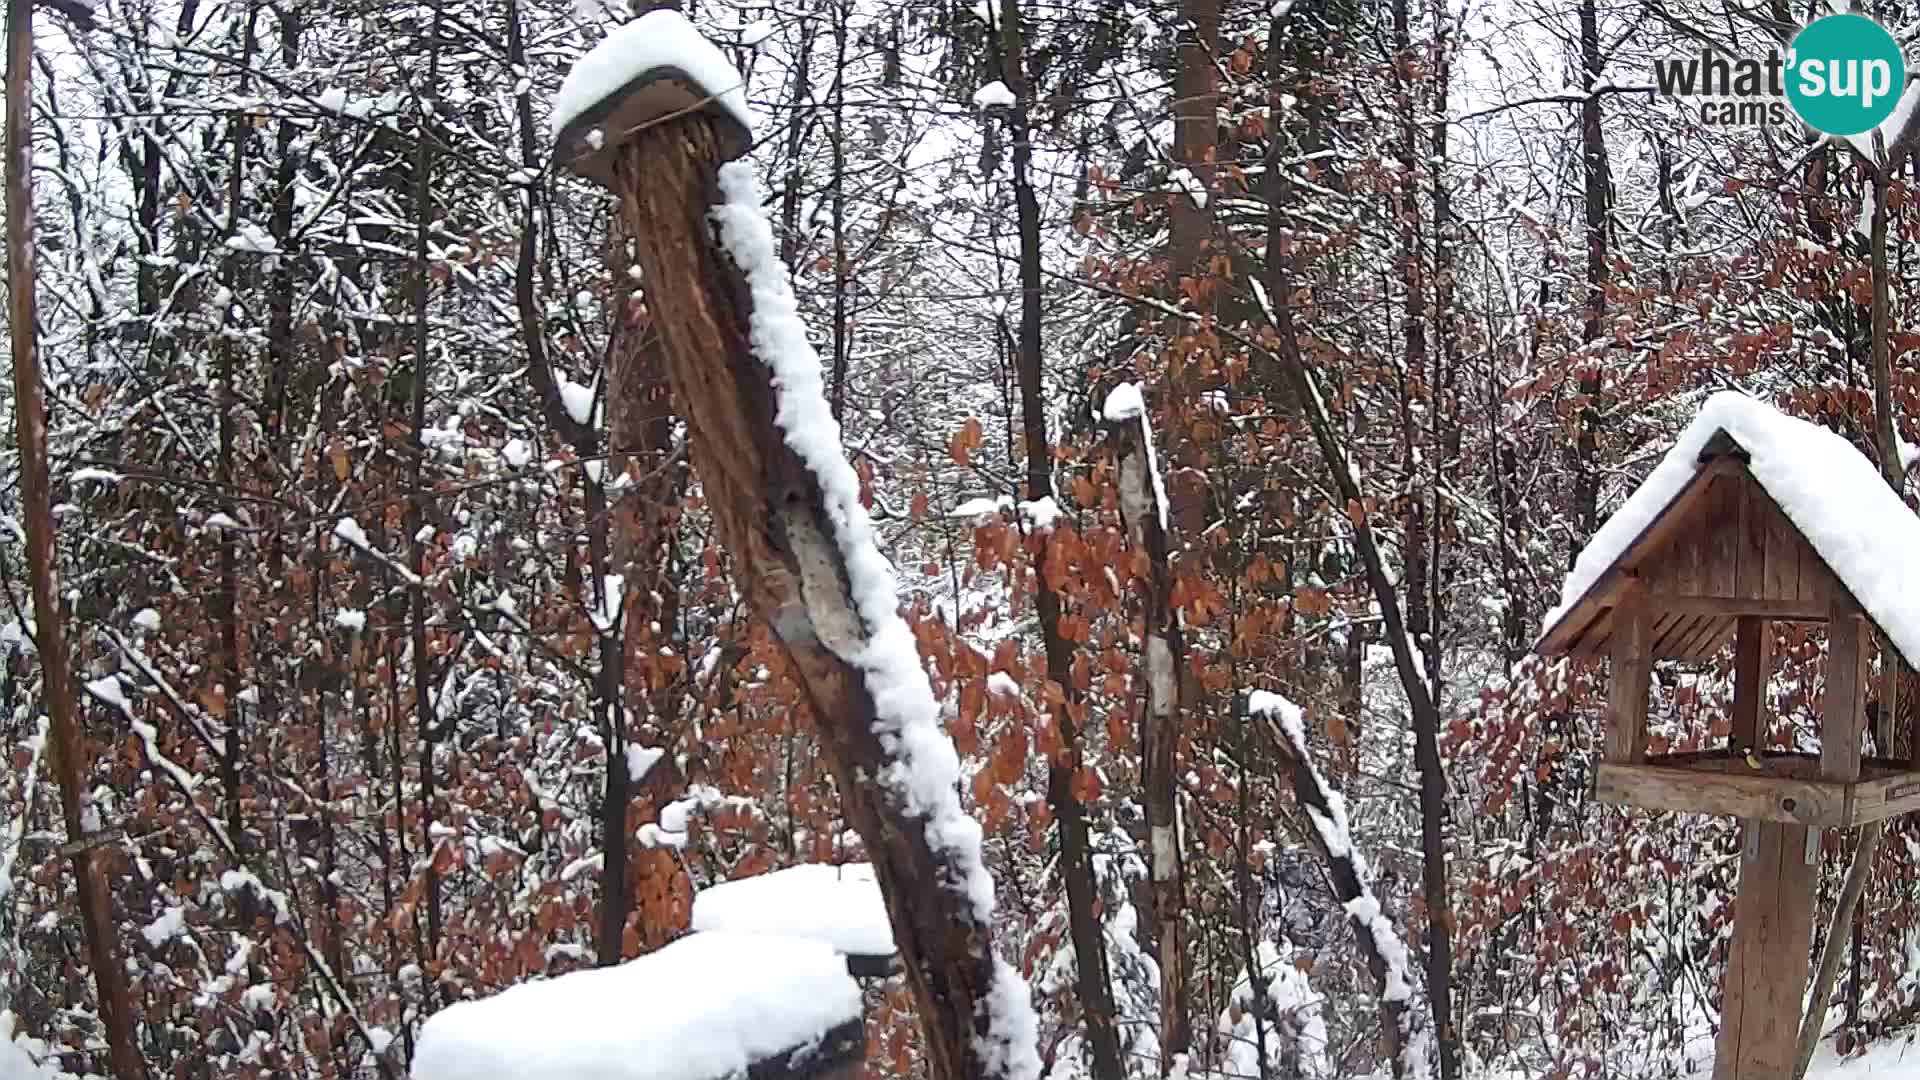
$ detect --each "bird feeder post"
[1604,589,1651,764]
[1715,819,1816,1077]
[1730,617,1769,754]
[1824,600,1870,784]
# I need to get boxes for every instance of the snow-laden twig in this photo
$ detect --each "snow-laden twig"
[88,644,399,1080]
[1247,691,1420,1074]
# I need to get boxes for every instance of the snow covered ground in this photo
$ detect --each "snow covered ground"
[1809,1034,1920,1077]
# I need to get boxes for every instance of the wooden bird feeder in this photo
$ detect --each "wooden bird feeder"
[1538,393,1920,1078]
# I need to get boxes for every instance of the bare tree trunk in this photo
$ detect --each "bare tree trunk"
[994,5,1126,1076]
[4,2,144,1073]
[1796,163,1901,1078]
[1572,0,1610,546]
[1262,24,1452,1072]
[1145,1,1219,1064]
[1109,405,1190,1074]
[408,0,447,986]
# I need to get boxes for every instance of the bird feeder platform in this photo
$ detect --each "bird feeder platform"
[1596,751,1920,828]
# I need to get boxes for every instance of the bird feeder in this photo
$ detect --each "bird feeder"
[690,862,900,979]
[1537,391,1920,1078]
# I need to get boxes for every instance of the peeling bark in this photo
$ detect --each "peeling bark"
[1108,405,1190,1072]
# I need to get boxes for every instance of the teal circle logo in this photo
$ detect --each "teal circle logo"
[1786,14,1905,136]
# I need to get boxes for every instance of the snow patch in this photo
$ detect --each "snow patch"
[225,223,278,254]
[550,10,755,143]
[972,80,1016,110]
[691,863,894,957]
[411,932,861,1080]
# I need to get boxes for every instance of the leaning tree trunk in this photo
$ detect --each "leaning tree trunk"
[604,112,1035,1080]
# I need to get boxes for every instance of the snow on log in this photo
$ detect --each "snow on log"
[1542,390,1920,670]
[1247,690,1417,1075]
[691,862,896,974]
[554,23,1039,1074]
[551,9,753,187]
[708,159,1039,1077]
[410,931,864,1080]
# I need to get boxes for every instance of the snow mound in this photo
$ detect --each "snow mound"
[972,80,1016,110]
[550,9,754,143]
[1543,391,1920,668]
[690,863,894,958]
[0,1012,63,1080]
[410,932,861,1080]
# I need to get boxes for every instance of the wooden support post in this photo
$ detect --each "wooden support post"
[1714,820,1816,1079]
[1826,599,1869,784]
[1606,594,1652,763]
[1731,617,1769,753]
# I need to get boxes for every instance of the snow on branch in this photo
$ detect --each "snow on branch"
[1247,690,1419,1074]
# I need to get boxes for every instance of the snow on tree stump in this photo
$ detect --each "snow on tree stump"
[691,863,899,979]
[410,931,866,1080]
[549,11,752,188]
[1537,392,1920,1078]
[549,12,1039,1080]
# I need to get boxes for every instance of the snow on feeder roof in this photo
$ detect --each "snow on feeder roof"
[410,932,863,1080]
[1537,390,1920,670]
[551,9,754,188]
[690,863,896,975]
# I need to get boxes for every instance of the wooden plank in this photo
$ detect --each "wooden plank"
[1676,614,1732,660]
[1736,474,1768,601]
[1713,820,1816,1080]
[1653,613,1702,659]
[1762,497,1799,602]
[1798,538,1832,609]
[1825,598,1869,783]
[1675,519,1704,597]
[1706,475,1739,597]
[1849,770,1920,825]
[1732,618,1771,752]
[1606,596,1653,764]
[1637,596,1827,619]
[1594,763,1850,827]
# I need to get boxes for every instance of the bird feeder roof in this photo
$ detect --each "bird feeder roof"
[1537,391,1920,668]
[410,931,862,1080]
